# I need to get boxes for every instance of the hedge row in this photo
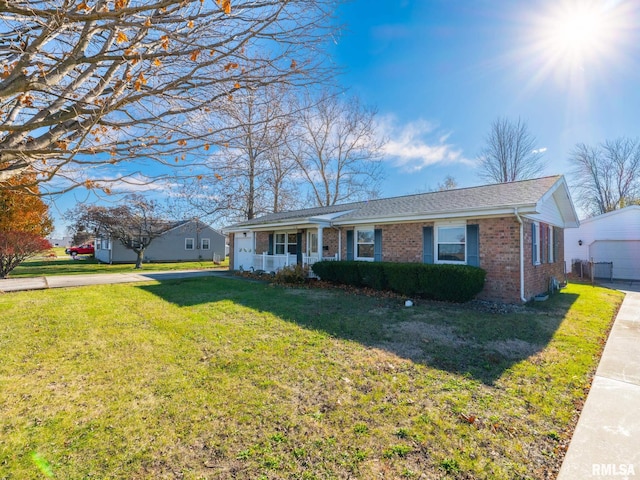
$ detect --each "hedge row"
[311,261,486,303]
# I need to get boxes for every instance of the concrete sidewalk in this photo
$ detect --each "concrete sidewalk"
[0,269,232,293]
[557,281,640,479]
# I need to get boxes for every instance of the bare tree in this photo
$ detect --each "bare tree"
[0,0,335,193]
[68,194,168,268]
[263,136,302,214]
[437,175,458,191]
[477,117,546,183]
[570,137,640,216]
[173,82,300,225]
[287,91,385,207]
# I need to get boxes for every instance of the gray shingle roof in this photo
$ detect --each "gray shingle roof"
[227,176,562,229]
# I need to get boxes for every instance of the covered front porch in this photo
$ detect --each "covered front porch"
[232,221,342,273]
[249,251,338,273]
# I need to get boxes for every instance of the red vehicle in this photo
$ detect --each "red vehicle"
[65,243,95,256]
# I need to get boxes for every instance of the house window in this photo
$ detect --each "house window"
[436,225,466,263]
[548,226,554,263]
[308,232,318,255]
[274,232,297,255]
[287,233,297,255]
[275,233,286,254]
[185,238,195,250]
[201,238,210,250]
[532,222,541,265]
[355,228,374,260]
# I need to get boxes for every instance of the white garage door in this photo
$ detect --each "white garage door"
[589,240,640,281]
[234,232,255,271]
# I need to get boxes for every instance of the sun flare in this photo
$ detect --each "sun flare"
[539,2,619,68]
[516,0,636,92]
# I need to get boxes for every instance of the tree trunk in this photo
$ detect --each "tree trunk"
[135,249,145,269]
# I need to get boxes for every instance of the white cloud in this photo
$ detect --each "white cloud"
[378,115,473,172]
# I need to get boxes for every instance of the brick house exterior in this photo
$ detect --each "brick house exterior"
[225,176,578,303]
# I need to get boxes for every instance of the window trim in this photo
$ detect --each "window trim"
[354,227,375,261]
[547,225,554,263]
[185,237,195,250]
[435,222,467,264]
[201,238,210,250]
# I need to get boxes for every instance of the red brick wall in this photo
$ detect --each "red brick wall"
[522,219,565,300]
[472,217,521,303]
[321,228,339,258]
[337,217,564,303]
[378,223,433,262]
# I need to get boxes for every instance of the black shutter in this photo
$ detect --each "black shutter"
[374,229,383,262]
[466,224,480,267]
[346,230,354,260]
[423,226,434,264]
[268,233,274,255]
[296,232,303,265]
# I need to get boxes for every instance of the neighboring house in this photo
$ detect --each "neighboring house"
[564,206,640,281]
[47,236,73,248]
[225,176,579,303]
[95,218,225,264]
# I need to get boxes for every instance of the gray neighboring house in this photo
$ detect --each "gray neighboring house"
[95,218,225,264]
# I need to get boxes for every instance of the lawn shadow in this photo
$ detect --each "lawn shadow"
[138,277,579,385]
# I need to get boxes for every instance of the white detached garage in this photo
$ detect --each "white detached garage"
[565,206,640,281]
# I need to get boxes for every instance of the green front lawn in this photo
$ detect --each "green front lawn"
[10,251,228,278]
[0,278,623,479]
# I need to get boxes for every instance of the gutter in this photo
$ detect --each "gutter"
[514,208,527,303]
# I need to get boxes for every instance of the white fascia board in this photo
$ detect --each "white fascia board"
[535,177,580,228]
[332,205,539,226]
[579,205,640,224]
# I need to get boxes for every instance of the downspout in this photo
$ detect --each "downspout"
[514,208,527,303]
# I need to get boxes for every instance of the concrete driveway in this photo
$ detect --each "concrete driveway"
[0,270,233,293]
[557,281,640,479]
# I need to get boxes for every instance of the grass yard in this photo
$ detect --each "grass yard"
[0,278,623,479]
[9,249,228,278]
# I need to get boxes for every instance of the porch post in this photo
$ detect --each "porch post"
[317,226,323,260]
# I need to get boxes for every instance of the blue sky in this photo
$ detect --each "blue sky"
[49,0,640,236]
[330,0,640,196]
